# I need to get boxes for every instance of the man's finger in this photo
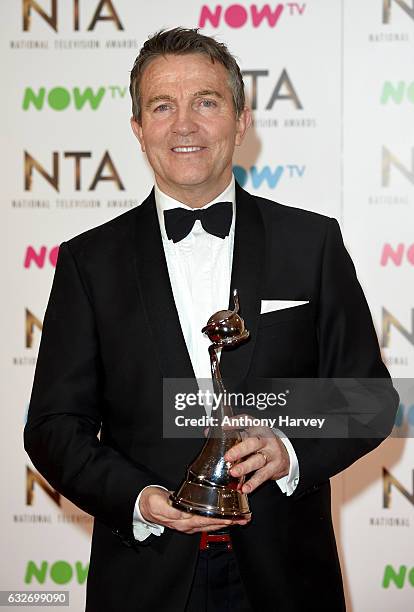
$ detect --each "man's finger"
[229,449,269,477]
[245,424,277,438]
[149,494,193,520]
[162,506,194,520]
[242,468,272,493]
[224,434,265,463]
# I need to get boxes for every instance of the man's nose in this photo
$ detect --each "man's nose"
[171,108,198,136]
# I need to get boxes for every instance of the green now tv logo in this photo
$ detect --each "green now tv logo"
[383,565,414,588]
[25,560,89,584]
[381,82,414,104]
[22,86,127,111]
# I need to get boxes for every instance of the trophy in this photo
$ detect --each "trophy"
[170,289,251,519]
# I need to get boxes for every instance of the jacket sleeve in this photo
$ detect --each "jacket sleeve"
[290,218,399,498]
[24,241,156,548]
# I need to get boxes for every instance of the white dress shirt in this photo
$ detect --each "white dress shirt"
[133,176,299,541]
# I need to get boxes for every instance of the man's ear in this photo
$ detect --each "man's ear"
[235,107,252,147]
[130,117,145,153]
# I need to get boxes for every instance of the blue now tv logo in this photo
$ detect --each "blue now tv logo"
[233,164,305,189]
[394,402,414,431]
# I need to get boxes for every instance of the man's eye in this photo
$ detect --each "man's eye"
[154,104,170,112]
[200,99,217,108]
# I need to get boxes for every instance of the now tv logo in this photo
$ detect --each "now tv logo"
[24,246,59,268]
[233,164,305,188]
[198,3,306,29]
[22,85,127,111]
[381,244,414,266]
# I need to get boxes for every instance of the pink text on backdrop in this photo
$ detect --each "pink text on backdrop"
[24,246,59,268]
[381,244,414,266]
[198,3,306,28]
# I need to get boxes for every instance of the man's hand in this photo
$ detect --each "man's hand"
[139,487,251,534]
[223,415,290,494]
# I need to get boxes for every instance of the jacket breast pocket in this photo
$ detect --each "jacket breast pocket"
[258,303,313,328]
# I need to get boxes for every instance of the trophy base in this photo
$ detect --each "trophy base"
[170,479,250,519]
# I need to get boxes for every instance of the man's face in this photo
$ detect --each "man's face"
[131,53,251,205]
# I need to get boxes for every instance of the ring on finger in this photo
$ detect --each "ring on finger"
[255,449,268,466]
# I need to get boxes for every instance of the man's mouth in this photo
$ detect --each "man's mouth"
[171,146,205,153]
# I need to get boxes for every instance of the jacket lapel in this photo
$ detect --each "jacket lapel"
[220,183,266,384]
[132,189,195,379]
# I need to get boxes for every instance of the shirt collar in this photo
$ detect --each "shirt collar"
[155,175,236,241]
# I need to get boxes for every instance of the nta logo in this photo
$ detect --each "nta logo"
[26,309,42,348]
[382,146,414,187]
[383,0,414,24]
[381,307,414,348]
[24,150,125,191]
[242,69,302,110]
[380,244,414,266]
[198,3,305,28]
[26,466,60,507]
[23,86,127,111]
[382,467,414,508]
[23,0,123,32]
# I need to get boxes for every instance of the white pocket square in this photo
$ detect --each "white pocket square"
[260,300,309,314]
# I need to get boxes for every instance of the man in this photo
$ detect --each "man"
[24,28,398,611]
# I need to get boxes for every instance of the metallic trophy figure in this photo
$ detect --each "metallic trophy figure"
[170,289,251,518]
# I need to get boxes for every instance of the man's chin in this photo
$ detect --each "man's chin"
[163,174,213,190]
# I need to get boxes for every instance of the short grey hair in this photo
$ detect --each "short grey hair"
[130,27,245,122]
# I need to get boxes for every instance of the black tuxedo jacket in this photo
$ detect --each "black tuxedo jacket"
[25,183,398,611]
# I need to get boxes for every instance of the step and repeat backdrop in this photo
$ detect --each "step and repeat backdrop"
[1,1,413,610]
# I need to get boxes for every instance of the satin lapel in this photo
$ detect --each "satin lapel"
[132,189,195,379]
[220,183,266,384]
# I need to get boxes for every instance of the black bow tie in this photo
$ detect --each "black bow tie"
[164,201,233,243]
